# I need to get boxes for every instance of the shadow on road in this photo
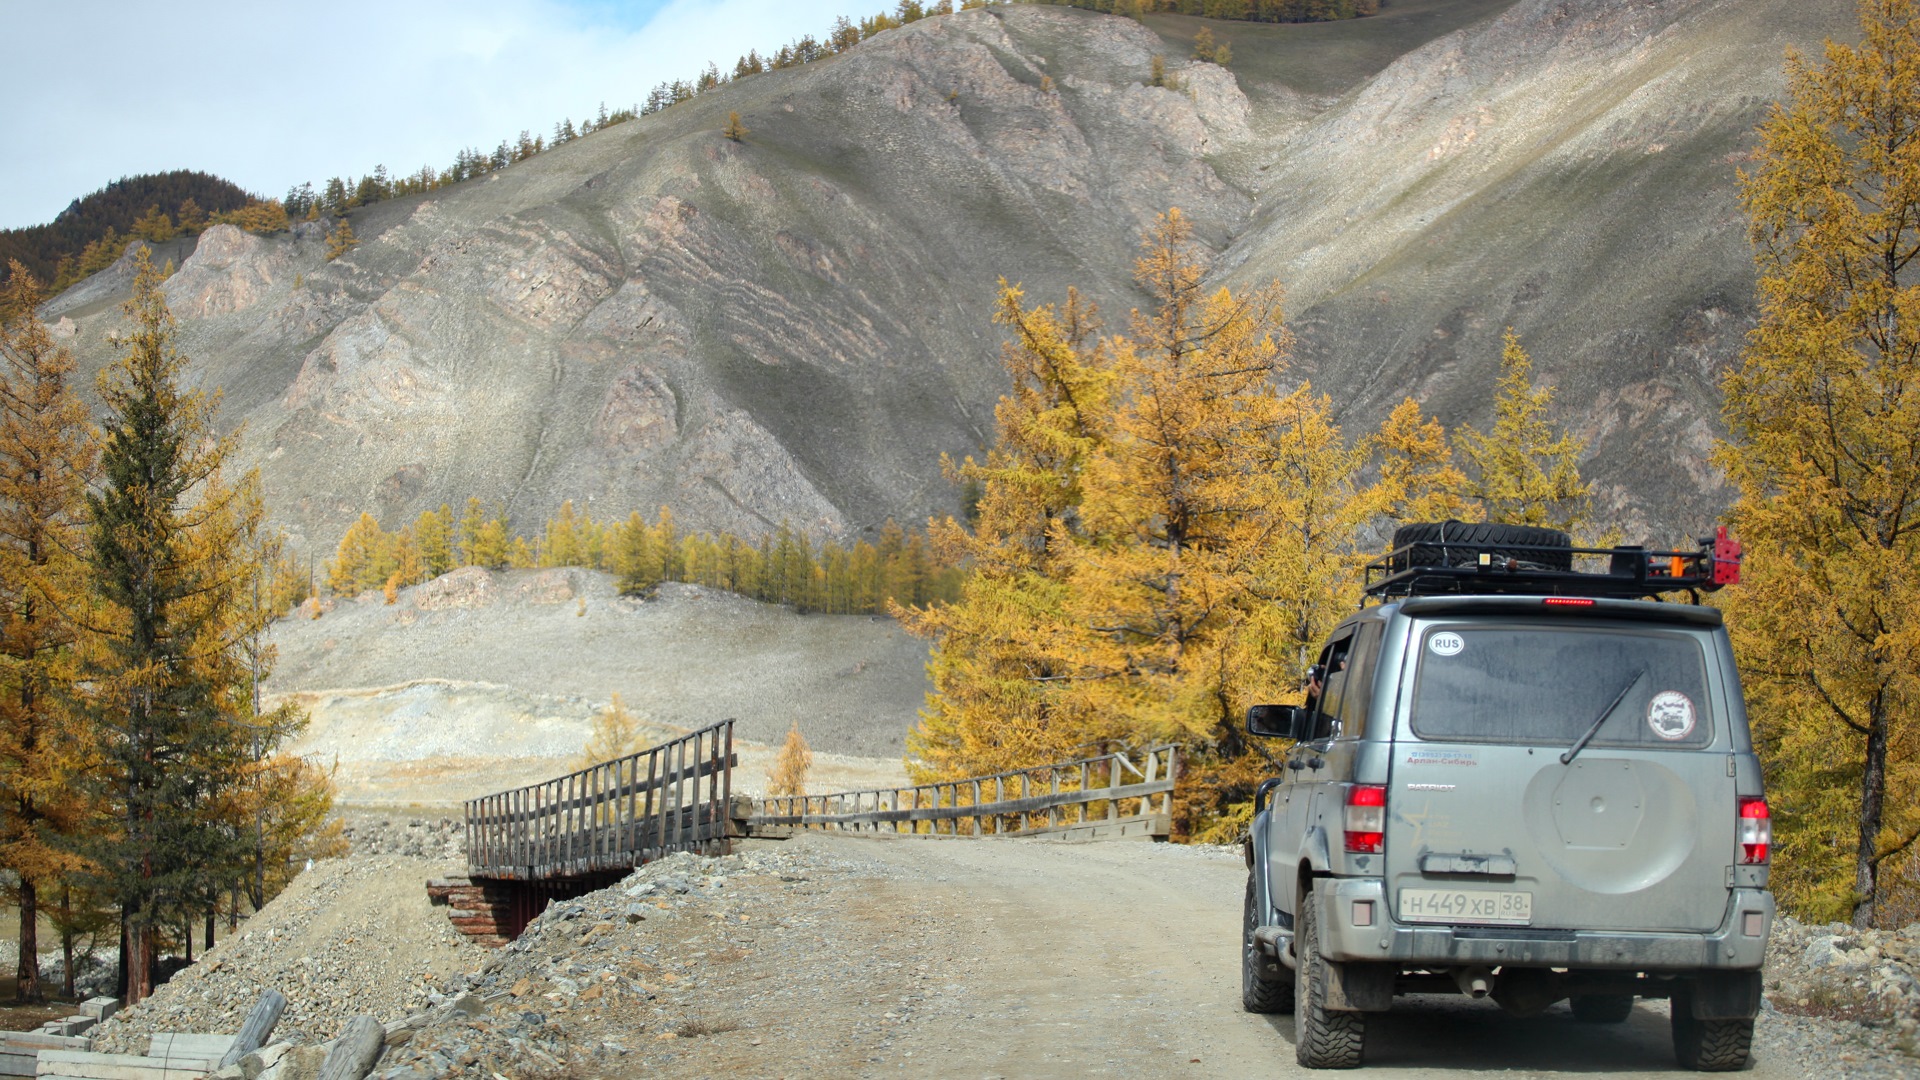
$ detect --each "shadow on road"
[1260,995,1687,1074]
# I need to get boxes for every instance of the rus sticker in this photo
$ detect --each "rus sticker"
[1647,690,1697,741]
[1428,631,1465,657]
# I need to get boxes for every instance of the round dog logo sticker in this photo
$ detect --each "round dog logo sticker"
[1428,632,1465,657]
[1647,691,1696,741]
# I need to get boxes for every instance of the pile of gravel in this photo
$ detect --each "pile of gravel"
[1755,913,1920,1071]
[377,843,893,1079]
[90,853,485,1053]
[342,817,466,863]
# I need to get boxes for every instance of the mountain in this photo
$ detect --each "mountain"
[0,170,254,285]
[41,0,1850,555]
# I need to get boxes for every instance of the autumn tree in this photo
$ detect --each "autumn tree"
[905,213,1371,839]
[767,720,813,798]
[1370,397,1474,526]
[722,111,749,142]
[1052,212,1369,839]
[1192,26,1217,63]
[328,512,391,594]
[324,218,357,261]
[81,249,289,1002]
[1716,0,1920,927]
[413,503,455,580]
[903,283,1113,778]
[0,265,98,1000]
[575,693,647,770]
[1453,329,1593,534]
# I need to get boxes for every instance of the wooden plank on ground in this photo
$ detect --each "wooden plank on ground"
[34,1051,205,1080]
[3,1036,87,1053]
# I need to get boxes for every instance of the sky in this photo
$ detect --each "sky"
[0,0,859,230]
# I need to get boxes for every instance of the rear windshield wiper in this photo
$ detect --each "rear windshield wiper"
[1560,669,1644,765]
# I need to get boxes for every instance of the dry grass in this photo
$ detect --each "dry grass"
[674,1016,742,1038]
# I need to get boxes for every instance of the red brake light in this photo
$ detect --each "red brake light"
[1543,597,1595,607]
[1345,785,1386,854]
[1738,798,1771,864]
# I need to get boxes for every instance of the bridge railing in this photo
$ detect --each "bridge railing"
[465,719,736,880]
[751,744,1178,841]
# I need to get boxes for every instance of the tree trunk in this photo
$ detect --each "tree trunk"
[115,915,127,1000]
[1851,697,1889,929]
[16,878,38,1002]
[205,909,216,952]
[59,885,73,1000]
[124,920,152,1005]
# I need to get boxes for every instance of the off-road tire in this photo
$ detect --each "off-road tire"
[1294,881,1365,1068]
[1389,521,1574,572]
[1242,877,1295,1014]
[1570,994,1635,1023]
[1670,988,1754,1071]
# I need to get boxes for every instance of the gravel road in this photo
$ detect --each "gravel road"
[98,828,1914,1079]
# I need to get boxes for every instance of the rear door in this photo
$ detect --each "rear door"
[1384,618,1737,933]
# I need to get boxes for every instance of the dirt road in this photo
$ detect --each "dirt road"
[100,825,1888,1078]
[731,833,1807,1079]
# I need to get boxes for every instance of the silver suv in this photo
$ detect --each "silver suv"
[1241,522,1770,1070]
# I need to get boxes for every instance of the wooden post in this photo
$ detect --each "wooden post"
[317,1015,385,1080]
[217,989,287,1068]
[972,780,982,837]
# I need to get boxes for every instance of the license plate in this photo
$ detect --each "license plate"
[1398,888,1533,925]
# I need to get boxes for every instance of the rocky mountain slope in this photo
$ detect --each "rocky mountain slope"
[42,0,1849,552]
[265,569,931,804]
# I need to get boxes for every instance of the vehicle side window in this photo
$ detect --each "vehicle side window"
[1334,622,1383,740]
[1308,632,1355,742]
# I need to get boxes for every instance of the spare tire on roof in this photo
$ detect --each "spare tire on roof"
[1389,521,1574,573]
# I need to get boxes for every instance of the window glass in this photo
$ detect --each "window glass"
[1409,625,1711,748]
[1307,632,1353,742]
[1335,622,1383,740]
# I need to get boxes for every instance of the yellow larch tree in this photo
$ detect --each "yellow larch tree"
[1055,210,1292,752]
[1371,397,1475,526]
[1715,0,1920,927]
[1454,330,1594,534]
[901,281,1113,779]
[767,720,813,799]
[575,692,647,769]
[0,264,99,1000]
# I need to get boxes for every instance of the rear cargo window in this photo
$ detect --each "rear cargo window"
[1409,625,1712,748]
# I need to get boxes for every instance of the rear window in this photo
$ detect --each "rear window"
[1409,624,1712,748]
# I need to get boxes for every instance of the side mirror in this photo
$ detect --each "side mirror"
[1246,704,1304,739]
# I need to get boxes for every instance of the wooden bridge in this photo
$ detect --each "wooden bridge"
[430,724,1178,944]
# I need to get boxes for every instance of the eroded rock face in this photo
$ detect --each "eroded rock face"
[165,225,292,318]
[45,0,1848,552]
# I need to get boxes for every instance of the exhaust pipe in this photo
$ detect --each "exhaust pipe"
[1253,926,1297,970]
[1452,966,1494,999]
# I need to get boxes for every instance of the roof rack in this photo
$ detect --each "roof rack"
[1363,526,1742,602]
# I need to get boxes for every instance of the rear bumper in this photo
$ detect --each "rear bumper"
[1313,878,1773,971]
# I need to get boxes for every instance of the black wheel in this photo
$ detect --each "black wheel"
[1671,987,1754,1071]
[1294,881,1365,1069]
[1242,876,1294,1014]
[1570,994,1635,1023]
[1389,521,1574,572]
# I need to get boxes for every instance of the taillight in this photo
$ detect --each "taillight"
[1543,597,1595,607]
[1345,785,1386,853]
[1738,798,1771,864]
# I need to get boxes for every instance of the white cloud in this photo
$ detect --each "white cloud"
[0,0,858,229]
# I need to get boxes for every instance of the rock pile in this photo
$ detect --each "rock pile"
[1767,914,1920,1024]
[375,846,866,1078]
[340,817,465,863]
[90,854,482,1053]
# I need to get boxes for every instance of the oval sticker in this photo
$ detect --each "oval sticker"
[1428,632,1465,657]
[1647,691,1696,741]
